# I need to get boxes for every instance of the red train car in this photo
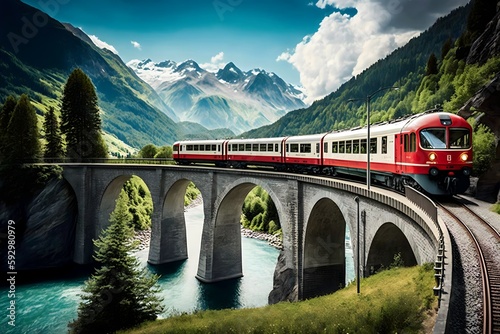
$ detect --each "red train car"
[172,111,473,195]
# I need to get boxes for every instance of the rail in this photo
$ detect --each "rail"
[40,158,175,165]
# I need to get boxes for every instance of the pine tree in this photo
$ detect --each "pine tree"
[425,53,438,76]
[60,68,108,161]
[0,95,17,162]
[68,189,164,333]
[43,106,64,161]
[4,94,40,163]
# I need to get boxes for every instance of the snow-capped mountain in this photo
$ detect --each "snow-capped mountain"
[127,59,307,134]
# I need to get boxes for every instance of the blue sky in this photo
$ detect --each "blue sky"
[23,0,470,102]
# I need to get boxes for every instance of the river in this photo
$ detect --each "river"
[1,204,353,333]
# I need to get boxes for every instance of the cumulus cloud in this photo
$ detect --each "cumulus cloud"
[279,0,468,103]
[131,40,142,50]
[89,35,119,55]
[200,51,226,72]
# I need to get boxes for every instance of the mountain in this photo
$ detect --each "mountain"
[127,58,306,134]
[0,0,233,152]
[241,3,471,139]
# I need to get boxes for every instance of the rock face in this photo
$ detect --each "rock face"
[0,178,77,271]
[268,251,298,304]
[467,10,500,65]
[459,10,500,203]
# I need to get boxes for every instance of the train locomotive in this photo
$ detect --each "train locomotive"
[173,111,473,195]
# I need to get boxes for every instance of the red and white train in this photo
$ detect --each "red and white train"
[173,111,473,195]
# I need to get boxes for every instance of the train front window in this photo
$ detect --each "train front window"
[420,128,446,149]
[449,128,471,149]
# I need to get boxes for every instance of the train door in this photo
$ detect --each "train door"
[395,133,404,174]
[222,140,229,161]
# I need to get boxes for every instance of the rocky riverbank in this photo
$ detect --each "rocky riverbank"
[241,228,283,250]
[134,198,283,251]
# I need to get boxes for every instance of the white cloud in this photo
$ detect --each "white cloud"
[131,40,142,50]
[279,0,466,103]
[88,35,119,55]
[200,51,226,72]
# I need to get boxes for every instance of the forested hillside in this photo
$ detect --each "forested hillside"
[242,4,471,138]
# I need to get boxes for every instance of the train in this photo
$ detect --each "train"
[172,110,473,195]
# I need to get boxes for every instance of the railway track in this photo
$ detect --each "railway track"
[438,197,500,333]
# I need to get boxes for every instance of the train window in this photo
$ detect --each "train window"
[382,137,387,154]
[194,145,199,151]
[409,133,416,152]
[268,144,273,151]
[360,139,367,154]
[275,144,279,152]
[286,144,289,152]
[239,144,245,151]
[420,128,446,149]
[339,141,345,153]
[300,144,311,153]
[353,140,360,154]
[346,141,352,154]
[253,144,259,151]
[199,145,205,151]
[324,142,328,153]
[231,144,236,151]
[316,143,320,154]
[371,138,378,153]
[332,142,338,153]
[404,134,409,152]
[213,145,217,151]
[449,128,471,149]
[187,145,193,151]
[260,144,267,151]
[246,144,252,151]
[291,144,299,152]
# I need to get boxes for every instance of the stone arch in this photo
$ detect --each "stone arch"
[98,174,154,238]
[98,175,134,235]
[149,178,192,264]
[366,222,417,275]
[198,177,285,282]
[303,197,346,299]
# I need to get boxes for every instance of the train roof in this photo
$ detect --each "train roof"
[325,110,469,141]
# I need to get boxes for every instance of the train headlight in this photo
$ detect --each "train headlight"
[460,153,468,162]
[429,153,437,161]
[429,167,439,177]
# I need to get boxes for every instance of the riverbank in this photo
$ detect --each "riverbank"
[134,198,283,251]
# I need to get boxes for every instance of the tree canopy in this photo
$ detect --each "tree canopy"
[61,68,107,161]
[3,94,40,163]
[43,106,64,161]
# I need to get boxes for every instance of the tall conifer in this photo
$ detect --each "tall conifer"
[60,68,108,161]
[68,189,164,333]
[4,94,40,163]
[43,106,64,161]
[0,95,17,162]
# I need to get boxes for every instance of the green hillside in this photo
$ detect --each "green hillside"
[0,0,233,150]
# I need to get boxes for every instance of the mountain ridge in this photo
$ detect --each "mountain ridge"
[127,58,306,134]
[0,0,234,150]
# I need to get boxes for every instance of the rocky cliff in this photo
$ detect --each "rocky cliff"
[268,251,298,304]
[459,10,500,203]
[0,176,77,271]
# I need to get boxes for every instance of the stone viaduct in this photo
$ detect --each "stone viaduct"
[61,163,445,301]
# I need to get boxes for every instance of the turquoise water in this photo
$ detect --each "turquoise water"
[1,205,353,333]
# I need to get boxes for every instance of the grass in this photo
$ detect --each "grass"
[119,264,437,334]
[491,202,500,215]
